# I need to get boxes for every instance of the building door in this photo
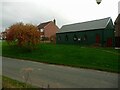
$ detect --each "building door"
[96,34,100,43]
[106,38,112,47]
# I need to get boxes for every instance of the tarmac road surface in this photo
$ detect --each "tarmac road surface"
[2,57,119,88]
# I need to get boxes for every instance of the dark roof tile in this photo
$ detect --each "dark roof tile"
[37,21,51,29]
[57,17,113,33]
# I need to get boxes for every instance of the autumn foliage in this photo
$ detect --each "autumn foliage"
[6,22,41,50]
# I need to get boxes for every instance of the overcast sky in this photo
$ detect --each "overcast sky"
[0,0,120,32]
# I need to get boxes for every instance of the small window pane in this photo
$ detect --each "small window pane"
[40,29,44,32]
[73,34,77,41]
[58,36,61,41]
[84,35,87,41]
[65,35,68,41]
[78,38,81,41]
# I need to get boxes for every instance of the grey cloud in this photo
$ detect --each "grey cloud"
[118,1,120,14]
[2,2,68,32]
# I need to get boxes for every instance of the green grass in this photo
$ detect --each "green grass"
[1,41,120,73]
[2,76,34,88]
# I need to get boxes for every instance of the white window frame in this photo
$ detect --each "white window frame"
[40,29,44,32]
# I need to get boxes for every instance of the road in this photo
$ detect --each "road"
[0,56,2,89]
[2,57,119,88]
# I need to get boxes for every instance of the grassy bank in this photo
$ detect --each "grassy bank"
[2,41,120,73]
[2,76,34,88]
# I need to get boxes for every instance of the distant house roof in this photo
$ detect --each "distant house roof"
[115,14,120,24]
[115,14,120,37]
[37,21,51,29]
[57,17,113,33]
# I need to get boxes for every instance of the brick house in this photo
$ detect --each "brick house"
[37,19,59,42]
[114,14,120,48]
[1,31,7,40]
[1,29,9,40]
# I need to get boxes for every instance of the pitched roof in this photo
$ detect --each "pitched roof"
[115,14,120,24]
[37,21,51,29]
[115,14,120,37]
[57,17,112,33]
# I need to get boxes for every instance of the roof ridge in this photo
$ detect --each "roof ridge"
[37,21,52,29]
[58,17,113,33]
[39,21,51,25]
[62,17,111,27]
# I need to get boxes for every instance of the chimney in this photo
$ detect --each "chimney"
[53,19,56,25]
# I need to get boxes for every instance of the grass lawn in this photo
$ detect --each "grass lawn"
[1,41,120,73]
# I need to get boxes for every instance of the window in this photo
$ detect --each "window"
[40,35,44,40]
[40,29,44,32]
[78,38,81,41]
[84,34,87,41]
[65,34,68,41]
[73,34,77,41]
[40,35,44,38]
[58,36,61,41]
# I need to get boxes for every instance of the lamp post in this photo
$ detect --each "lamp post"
[96,0,102,5]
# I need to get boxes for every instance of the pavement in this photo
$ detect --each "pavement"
[2,57,119,88]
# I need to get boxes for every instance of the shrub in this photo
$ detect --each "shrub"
[6,22,41,51]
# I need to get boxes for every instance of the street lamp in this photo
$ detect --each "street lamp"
[96,0,102,5]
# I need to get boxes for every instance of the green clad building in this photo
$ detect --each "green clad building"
[56,17,115,47]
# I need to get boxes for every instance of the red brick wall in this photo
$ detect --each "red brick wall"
[44,22,59,39]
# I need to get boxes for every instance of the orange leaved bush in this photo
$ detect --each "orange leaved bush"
[6,22,41,50]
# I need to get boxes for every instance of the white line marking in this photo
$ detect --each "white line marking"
[38,68,42,70]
